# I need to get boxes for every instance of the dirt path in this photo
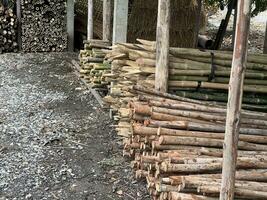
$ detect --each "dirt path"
[0,53,148,200]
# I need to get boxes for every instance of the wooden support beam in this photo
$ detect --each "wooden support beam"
[232,0,238,49]
[264,21,267,54]
[16,0,22,51]
[87,0,94,40]
[67,0,74,51]
[155,0,170,92]
[103,0,112,41]
[112,0,129,44]
[219,1,252,200]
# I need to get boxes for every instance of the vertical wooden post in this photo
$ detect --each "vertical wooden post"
[155,0,170,92]
[103,0,112,41]
[264,21,267,54]
[112,0,129,44]
[219,1,252,200]
[67,0,74,51]
[87,0,94,40]
[232,0,238,49]
[16,0,22,51]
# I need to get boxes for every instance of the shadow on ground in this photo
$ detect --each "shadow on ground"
[0,53,149,200]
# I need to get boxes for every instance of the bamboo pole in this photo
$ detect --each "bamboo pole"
[264,21,267,54]
[112,0,129,44]
[220,1,252,200]
[103,0,112,41]
[16,0,22,51]
[232,0,238,49]
[87,0,94,40]
[67,0,74,51]
[155,0,170,92]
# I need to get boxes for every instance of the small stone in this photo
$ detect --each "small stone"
[70,184,78,192]
[75,87,83,91]
[25,194,32,199]
[116,190,123,195]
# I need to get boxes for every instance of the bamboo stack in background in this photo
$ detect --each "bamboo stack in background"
[0,6,18,53]
[20,0,67,52]
[101,39,267,199]
[104,39,267,115]
[79,40,111,91]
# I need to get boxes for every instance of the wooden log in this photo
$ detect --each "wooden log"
[103,0,111,41]
[169,192,217,200]
[146,98,267,120]
[220,1,252,200]
[264,21,267,54]
[172,176,267,192]
[133,85,213,105]
[199,185,267,199]
[144,80,267,94]
[169,169,267,183]
[146,120,267,136]
[112,0,129,44]
[200,147,267,157]
[16,0,22,51]
[155,0,170,92]
[67,0,74,51]
[87,0,93,40]
[159,157,267,173]
[158,135,267,151]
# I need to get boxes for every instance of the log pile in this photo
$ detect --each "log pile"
[116,85,267,200]
[0,6,18,53]
[102,40,267,199]
[79,40,111,90]
[20,0,67,52]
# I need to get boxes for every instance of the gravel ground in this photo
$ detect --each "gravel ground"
[0,53,149,200]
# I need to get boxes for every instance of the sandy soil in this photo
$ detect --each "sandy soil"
[0,53,149,200]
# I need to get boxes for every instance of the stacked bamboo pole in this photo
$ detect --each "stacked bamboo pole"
[104,39,267,114]
[0,6,18,53]
[79,39,111,90]
[116,85,267,200]
[102,39,267,199]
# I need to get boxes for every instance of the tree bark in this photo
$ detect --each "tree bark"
[220,1,252,200]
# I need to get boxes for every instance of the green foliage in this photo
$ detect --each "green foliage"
[205,0,267,16]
